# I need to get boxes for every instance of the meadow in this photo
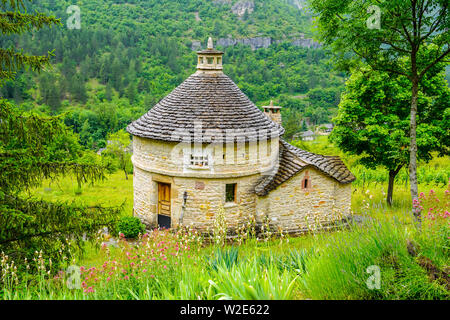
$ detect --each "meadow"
[3,138,449,300]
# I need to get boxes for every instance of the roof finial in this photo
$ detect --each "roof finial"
[270,100,274,107]
[207,37,214,50]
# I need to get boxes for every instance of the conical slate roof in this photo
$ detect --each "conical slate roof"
[127,38,283,143]
[127,72,284,143]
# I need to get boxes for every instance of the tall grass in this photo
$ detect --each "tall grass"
[300,220,449,300]
[3,151,448,300]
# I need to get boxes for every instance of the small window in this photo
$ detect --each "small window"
[302,172,311,189]
[225,183,237,203]
[217,57,222,64]
[190,154,209,167]
[207,57,214,64]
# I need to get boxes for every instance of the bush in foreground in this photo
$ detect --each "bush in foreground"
[117,216,145,239]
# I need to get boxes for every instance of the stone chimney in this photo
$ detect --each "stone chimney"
[196,37,224,74]
[263,100,282,125]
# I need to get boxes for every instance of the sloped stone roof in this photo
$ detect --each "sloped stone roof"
[127,72,284,142]
[255,140,355,196]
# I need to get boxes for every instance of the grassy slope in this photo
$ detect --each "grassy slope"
[22,138,448,300]
[30,171,133,216]
[15,173,449,300]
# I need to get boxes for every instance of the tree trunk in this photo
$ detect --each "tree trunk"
[387,166,402,206]
[123,167,128,180]
[409,77,421,228]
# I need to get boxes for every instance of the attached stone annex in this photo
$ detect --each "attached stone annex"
[127,38,355,235]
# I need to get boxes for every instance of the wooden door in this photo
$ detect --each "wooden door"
[158,183,171,228]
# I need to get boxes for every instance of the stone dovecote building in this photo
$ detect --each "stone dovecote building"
[127,38,355,234]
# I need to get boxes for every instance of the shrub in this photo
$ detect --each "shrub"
[208,257,299,300]
[207,247,239,271]
[117,216,145,239]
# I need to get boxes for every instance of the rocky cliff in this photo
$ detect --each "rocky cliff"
[231,1,255,16]
[192,36,320,51]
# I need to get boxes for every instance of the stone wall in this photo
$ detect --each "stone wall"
[132,136,352,235]
[256,167,352,234]
[132,136,279,178]
[132,136,278,229]
[133,165,260,231]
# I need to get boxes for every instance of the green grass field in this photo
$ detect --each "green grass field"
[3,175,448,300]
[6,138,447,300]
[29,171,134,216]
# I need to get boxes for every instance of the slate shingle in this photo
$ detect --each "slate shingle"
[127,72,284,142]
[255,140,356,196]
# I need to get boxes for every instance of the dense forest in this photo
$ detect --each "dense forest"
[0,0,345,148]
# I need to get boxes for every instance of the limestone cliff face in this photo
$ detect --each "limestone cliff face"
[192,36,320,51]
[213,0,306,17]
[217,37,272,50]
[287,0,305,10]
[288,37,320,49]
[212,0,254,17]
[231,1,254,16]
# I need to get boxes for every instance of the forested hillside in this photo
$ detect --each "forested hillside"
[0,0,344,148]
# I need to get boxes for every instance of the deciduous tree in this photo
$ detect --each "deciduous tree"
[309,0,450,225]
[331,66,449,205]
